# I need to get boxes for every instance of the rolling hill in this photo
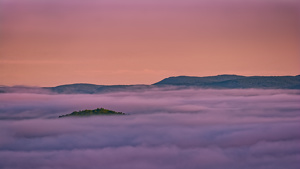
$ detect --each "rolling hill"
[153,75,300,89]
[1,75,299,94]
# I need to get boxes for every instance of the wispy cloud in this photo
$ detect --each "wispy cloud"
[0,89,299,169]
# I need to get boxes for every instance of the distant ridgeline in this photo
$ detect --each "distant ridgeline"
[153,75,300,89]
[59,108,126,118]
[1,75,300,94]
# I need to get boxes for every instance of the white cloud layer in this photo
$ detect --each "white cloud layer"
[0,88,299,169]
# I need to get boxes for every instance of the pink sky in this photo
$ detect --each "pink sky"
[1,0,300,86]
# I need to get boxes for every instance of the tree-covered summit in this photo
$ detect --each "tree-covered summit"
[59,108,125,118]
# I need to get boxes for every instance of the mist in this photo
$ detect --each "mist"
[0,88,300,169]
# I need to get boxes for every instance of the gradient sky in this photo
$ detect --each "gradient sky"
[1,0,300,86]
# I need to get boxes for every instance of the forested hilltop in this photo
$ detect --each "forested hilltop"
[59,108,126,118]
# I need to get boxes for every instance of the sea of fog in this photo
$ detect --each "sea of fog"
[0,88,300,169]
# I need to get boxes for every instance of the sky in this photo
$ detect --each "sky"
[0,89,300,169]
[1,0,300,86]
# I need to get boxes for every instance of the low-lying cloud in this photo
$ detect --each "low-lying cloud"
[0,88,299,169]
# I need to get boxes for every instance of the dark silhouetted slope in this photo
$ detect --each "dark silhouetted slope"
[153,75,300,89]
[47,84,151,94]
[153,75,245,86]
[48,83,102,94]
[1,75,299,94]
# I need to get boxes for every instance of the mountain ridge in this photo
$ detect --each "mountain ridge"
[1,75,299,94]
[153,75,300,89]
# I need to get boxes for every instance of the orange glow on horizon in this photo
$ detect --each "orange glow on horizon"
[1,0,300,86]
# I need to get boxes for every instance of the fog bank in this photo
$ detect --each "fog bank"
[0,89,299,169]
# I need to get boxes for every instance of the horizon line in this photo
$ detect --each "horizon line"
[1,74,299,87]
